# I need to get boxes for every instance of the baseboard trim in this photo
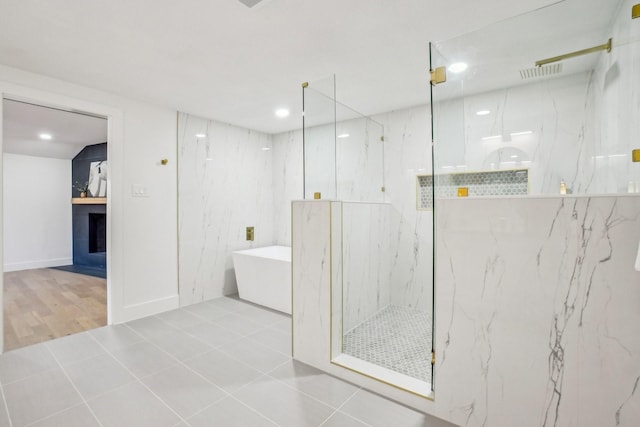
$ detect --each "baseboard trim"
[113,294,180,324]
[3,258,73,272]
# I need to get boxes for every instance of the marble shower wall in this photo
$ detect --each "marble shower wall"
[435,0,640,196]
[296,104,435,316]
[334,115,385,202]
[436,72,597,195]
[178,112,275,305]
[340,202,393,332]
[272,129,303,245]
[302,116,385,202]
[373,105,434,312]
[589,0,640,194]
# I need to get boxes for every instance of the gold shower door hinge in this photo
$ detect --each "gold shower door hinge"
[431,351,436,365]
[430,67,446,85]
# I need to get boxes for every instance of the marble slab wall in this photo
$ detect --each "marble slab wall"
[373,105,434,312]
[302,116,385,202]
[334,116,385,202]
[340,202,393,332]
[434,0,639,197]
[292,196,640,426]
[177,112,275,305]
[435,72,596,195]
[588,0,640,194]
[272,129,303,246]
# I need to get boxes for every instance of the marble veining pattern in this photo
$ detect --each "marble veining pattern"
[272,130,303,245]
[436,196,640,427]
[178,112,275,305]
[341,202,392,331]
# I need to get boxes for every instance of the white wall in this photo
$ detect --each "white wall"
[0,64,179,329]
[2,153,72,271]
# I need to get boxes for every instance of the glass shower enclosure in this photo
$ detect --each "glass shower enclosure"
[302,76,436,397]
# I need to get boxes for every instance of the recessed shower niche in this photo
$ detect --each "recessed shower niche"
[417,169,529,209]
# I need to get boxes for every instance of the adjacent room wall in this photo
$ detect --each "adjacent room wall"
[0,64,179,325]
[2,153,72,271]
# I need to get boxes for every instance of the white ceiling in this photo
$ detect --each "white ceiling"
[0,0,573,136]
[2,99,107,159]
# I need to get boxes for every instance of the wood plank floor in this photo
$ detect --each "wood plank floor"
[3,268,107,352]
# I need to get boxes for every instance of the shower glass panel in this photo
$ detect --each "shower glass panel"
[302,79,337,199]
[430,0,637,196]
[303,77,435,398]
[302,76,385,201]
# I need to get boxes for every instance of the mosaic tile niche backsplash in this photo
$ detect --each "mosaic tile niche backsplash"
[417,169,529,209]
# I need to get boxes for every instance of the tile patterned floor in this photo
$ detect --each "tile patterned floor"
[343,306,432,382]
[0,296,453,427]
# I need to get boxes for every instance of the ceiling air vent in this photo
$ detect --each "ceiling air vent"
[519,63,562,80]
[237,0,264,7]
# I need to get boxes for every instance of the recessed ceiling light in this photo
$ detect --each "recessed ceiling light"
[39,133,52,140]
[476,110,490,116]
[448,62,468,73]
[337,133,350,139]
[510,131,533,136]
[275,108,290,118]
[195,133,207,138]
[262,147,271,151]
[481,135,502,141]
[511,155,519,158]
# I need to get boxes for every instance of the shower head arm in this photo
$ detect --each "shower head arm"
[535,38,612,67]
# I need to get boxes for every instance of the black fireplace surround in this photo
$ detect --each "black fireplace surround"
[72,143,107,271]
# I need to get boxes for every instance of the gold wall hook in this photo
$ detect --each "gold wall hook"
[161,159,169,165]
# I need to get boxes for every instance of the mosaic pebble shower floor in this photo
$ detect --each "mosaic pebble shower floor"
[343,305,432,382]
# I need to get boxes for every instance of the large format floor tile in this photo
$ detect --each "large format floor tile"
[88,382,181,427]
[187,396,278,427]
[141,364,226,418]
[4,368,83,426]
[233,375,335,427]
[28,404,101,427]
[0,296,449,427]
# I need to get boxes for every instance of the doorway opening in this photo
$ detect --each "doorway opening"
[2,98,109,351]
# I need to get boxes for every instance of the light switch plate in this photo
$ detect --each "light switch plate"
[132,184,149,197]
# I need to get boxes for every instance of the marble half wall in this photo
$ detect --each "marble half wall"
[436,195,640,426]
[292,195,640,426]
[178,112,275,305]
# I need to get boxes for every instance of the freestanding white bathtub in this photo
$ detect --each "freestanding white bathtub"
[232,245,291,314]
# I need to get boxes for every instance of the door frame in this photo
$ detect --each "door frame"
[0,84,124,353]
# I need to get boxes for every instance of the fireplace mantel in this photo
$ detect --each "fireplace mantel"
[71,197,107,205]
